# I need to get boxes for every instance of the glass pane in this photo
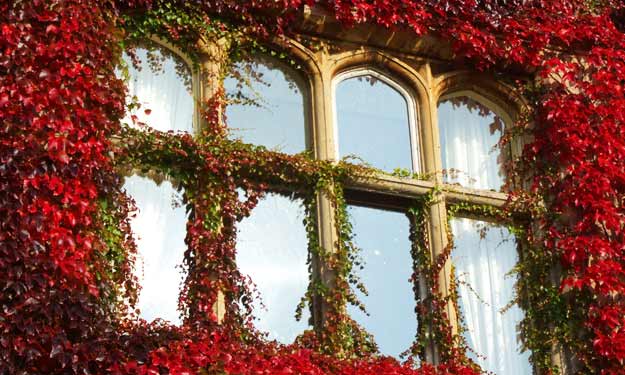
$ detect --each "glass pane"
[438,97,506,190]
[236,193,310,343]
[347,205,416,357]
[123,175,188,325]
[224,58,306,154]
[336,75,414,172]
[451,218,531,374]
[121,47,194,132]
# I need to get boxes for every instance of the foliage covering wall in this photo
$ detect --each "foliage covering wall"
[3,0,625,374]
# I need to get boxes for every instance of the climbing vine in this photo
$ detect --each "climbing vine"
[4,0,625,374]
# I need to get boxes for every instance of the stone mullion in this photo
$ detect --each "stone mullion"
[310,49,342,333]
[196,38,230,323]
[419,62,457,364]
[196,37,230,133]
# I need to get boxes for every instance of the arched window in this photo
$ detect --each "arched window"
[106,24,539,373]
[119,43,193,325]
[121,45,194,133]
[334,69,421,358]
[224,54,311,342]
[235,192,311,343]
[438,92,530,373]
[113,38,532,369]
[334,70,419,173]
[437,95,507,190]
[224,56,307,154]
[123,175,188,324]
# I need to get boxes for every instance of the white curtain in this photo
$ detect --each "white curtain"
[438,99,504,190]
[123,175,188,325]
[118,46,193,324]
[122,47,194,133]
[451,218,532,375]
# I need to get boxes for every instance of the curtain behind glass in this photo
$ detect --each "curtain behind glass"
[335,75,414,173]
[224,59,306,154]
[438,97,505,190]
[122,47,194,133]
[236,193,310,343]
[451,218,531,374]
[347,205,416,357]
[123,175,188,325]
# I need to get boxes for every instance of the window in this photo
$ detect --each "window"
[222,54,314,343]
[121,45,194,133]
[450,218,531,374]
[224,56,308,154]
[330,67,529,369]
[334,70,420,173]
[438,95,506,190]
[437,93,531,373]
[221,56,530,368]
[118,39,532,372]
[236,192,311,343]
[123,174,187,324]
[346,205,416,357]
[118,43,193,324]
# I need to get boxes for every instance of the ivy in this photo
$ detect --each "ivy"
[5,0,625,374]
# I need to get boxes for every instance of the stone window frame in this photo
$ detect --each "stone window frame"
[124,35,534,367]
[222,41,529,363]
[292,44,526,363]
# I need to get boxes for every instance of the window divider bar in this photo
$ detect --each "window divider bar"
[346,172,510,209]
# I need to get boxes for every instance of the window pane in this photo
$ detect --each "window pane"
[438,97,505,190]
[336,75,414,172]
[450,218,531,374]
[122,47,194,132]
[224,58,306,154]
[236,193,310,343]
[123,175,188,325]
[347,205,416,357]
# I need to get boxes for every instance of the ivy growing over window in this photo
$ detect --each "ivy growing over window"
[4,1,625,374]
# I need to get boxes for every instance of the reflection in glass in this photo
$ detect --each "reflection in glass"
[121,46,194,132]
[336,74,414,172]
[123,175,188,325]
[224,58,306,154]
[451,218,531,374]
[438,96,505,190]
[236,193,310,343]
[347,205,416,357]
